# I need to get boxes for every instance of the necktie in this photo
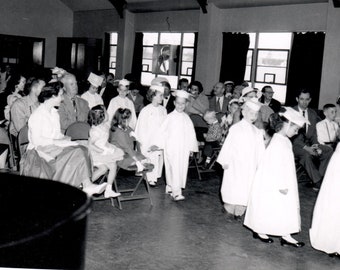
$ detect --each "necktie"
[71,98,78,120]
[217,98,221,111]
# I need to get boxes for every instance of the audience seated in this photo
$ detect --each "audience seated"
[292,89,333,190]
[127,82,144,116]
[81,72,104,109]
[209,82,229,122]
[20,82,107,196]
[258,85,281,113]
[186,80,209,116]
[316,103,339,150]
[10,78,45,137]
[178,78,189,91]
[58,73,90,133]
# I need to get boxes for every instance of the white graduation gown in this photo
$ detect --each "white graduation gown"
[217,119,265,206]
[244,133,301,236]
[155,110,198,194]
[107,96,137,129]
[310,143,340,254]
[135,104,167,182]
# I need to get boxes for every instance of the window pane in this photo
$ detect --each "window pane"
[182,48,194,61]
[256,66,287,84]
[160,33,181,45]
[244,66,251,81]
[143,47,153,59]
[246,50,253,65]
[110,46,117,57]
[248,33,256,49]
[181,62,193,76]
[110,33,118,44]
[183,33,195,47]
[258,33,292,49]
[143,33,158,45]
[141,72,156,85]
[142,59,153,72]
[257,50,288,67]
[255,83,286,104]
[109,68,116,76]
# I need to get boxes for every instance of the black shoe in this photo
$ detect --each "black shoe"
[329,252,340,258]
[253,232,274,243]
[280,238,305,248]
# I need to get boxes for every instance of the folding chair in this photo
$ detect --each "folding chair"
[65,121,91,141]
[0,127,15,171]
[17,125,29,169]
[111,164,154,210]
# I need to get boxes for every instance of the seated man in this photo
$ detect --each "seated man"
[293,89,333,190]
[58,73,90,133]
[209,82,229,122]
[316,103,339,150]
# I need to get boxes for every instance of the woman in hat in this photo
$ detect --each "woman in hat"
[135,85,167,187]
[81,72,104,109]
[244,107,307,247]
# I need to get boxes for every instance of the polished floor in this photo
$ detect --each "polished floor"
[85,168,339,270]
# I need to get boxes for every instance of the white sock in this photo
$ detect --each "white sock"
[282,235,298,243]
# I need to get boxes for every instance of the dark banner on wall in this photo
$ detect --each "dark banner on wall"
[152,44,179,75]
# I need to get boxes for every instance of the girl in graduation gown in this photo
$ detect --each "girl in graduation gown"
[154,90,198,201]
[244,107,307,246]
[310,143,340,257]
[135,85,167,186]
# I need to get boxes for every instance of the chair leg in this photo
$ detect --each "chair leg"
[142,173,153,206]
[113,179,122,210]
[193,154,202,180]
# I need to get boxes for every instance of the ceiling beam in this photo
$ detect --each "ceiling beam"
[197,0,208,13]
[108,0,127,18]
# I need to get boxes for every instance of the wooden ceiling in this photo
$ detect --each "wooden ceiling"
[59,0,328,13]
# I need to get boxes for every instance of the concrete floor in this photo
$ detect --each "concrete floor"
[85,168,339,270]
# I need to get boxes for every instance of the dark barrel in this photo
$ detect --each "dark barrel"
[0,172,92,269]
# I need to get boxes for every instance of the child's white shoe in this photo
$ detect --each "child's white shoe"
[83,183,107,196]
[104,189,121,198]
[173,194,185,201]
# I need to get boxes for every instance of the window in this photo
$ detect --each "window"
[109,33,118,75]
[245,32,292,103]
[141,32,196,88]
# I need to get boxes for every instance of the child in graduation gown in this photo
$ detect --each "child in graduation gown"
[244,107,307,247]
[217,99,265,219]
[310,143,340,257]
[135,85,167,187]
[154,90,198,201]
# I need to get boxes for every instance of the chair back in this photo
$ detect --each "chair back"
[17,125,29,158]
[65,122,90,141]
[0,127,10,145]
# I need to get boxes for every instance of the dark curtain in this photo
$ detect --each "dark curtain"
[285,32,325,108]
[219,32,250,85]
[101,33,110,74]
[191,32,198,81]
[131,32,144,84]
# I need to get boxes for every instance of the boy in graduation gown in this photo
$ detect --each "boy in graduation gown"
[154,90,198,201]
[217,98,265,219]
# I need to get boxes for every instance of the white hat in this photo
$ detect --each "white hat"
[229,98,239,105]
[151,77,169,86]
[224,81,234,85]
[173,90,190,100]
[241,86,257,97]
[119,79,130,87]
[244,98,262,112]
[88,72,104,88]
[279,107,310,127]
[149,85,164,94]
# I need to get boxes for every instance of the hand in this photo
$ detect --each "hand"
[304,146,318,156]
[279,189,288,195]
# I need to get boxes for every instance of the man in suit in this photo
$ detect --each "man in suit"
[58,73,90,133]
[258,85,281,113]
[209,82,229,121]
[292,89,333,190]
[127,82,144,116]
[162,81,175,114]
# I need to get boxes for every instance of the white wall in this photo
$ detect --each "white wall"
[0,0,73,67]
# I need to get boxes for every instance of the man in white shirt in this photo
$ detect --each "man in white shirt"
[317,104,339,149]
[81,72,104,109]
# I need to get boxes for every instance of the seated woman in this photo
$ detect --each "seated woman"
[20,81,107,196]
[109,108,149,172]
[186,81,209,116]
[88,105,124,198]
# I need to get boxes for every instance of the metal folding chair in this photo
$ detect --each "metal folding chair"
[65,121,91,141]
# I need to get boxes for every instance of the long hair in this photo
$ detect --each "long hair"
[111,108,131,130]
[266,107,289,137]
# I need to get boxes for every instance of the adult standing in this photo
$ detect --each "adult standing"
[81,72,104,109]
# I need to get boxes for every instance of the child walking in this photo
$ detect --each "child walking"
[88,105,124,198]
[244,107,307,247]
[155,90,198,201]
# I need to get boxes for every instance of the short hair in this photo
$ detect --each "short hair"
[323,103,336,111]
[88,105,106,126]
[112,108,132,129]
[267,108,290,137]
[296,88,311,98]
[60,73,75,84]
[178,78,189,87]
[203,110,216,121]
[5,73,23,93]
[189,81,203,94]
[38,81,64,103]
[24,77,43,95]
[261,85,273,93]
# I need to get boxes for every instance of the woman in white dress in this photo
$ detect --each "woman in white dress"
[244,107,308,247]
[310,143,340,257]
[135,85,167,186]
